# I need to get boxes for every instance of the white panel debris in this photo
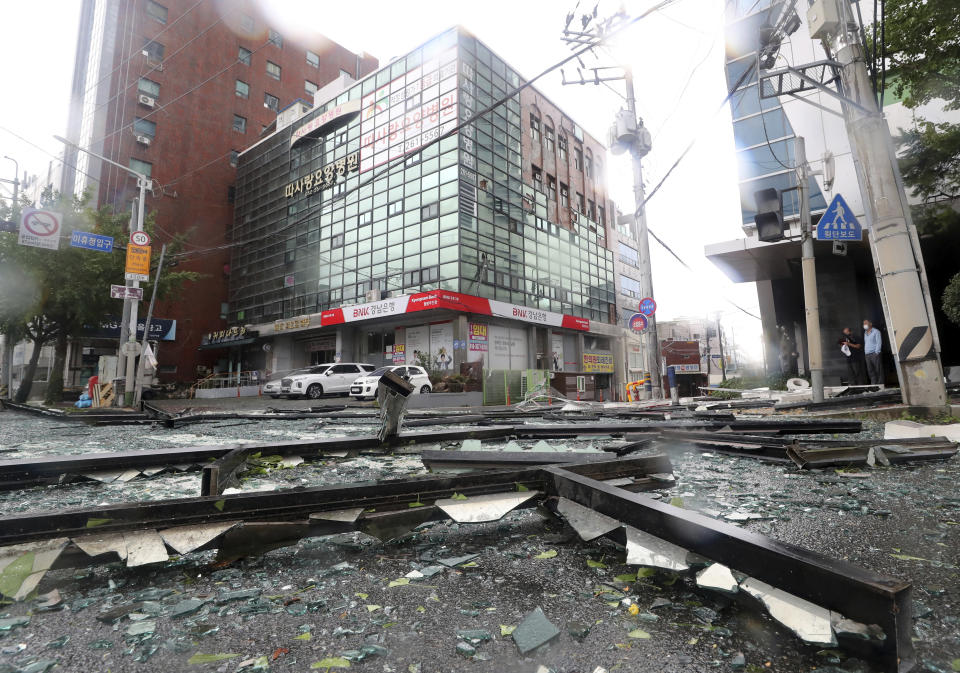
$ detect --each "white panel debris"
[279,456,304,468]
[116,469,142,482]
[81,470,126,483]
[740,577,838,645]
[123,530,169,567]
[696,563,739,594]
[160,522,238,555]
[309,507,365,523]
[74,532,127,560]
[555,498,622,542]
[624,525,690,571]
[436,491,539,523]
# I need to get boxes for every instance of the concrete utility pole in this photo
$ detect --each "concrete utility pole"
[54,136,152,407]
[1,156,19,396]
[133,243,165,407]
[811,1,948,409]
[623,68,663,400]
[715,313,728,383]
[796,137,824,402]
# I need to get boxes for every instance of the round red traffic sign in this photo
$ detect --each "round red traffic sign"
[23,210,60,237]
[639,297,657,316]
[628,313,648,333]
[130,231,151,247]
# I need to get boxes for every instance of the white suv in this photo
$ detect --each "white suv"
[350,365,432,400]
[282,363,375,399]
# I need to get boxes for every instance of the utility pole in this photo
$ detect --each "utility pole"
[716,313,728,383]
[54,136,152,408]
[796,137,824,402]
[560,9,662,399]
[134,243,165,407]
[802,1,948,409]
[114,200,137,405]
[623,68,662,399]
[1,156,20,397]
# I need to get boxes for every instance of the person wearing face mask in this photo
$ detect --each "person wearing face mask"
[838,327,865,385]
[862,319,883,385]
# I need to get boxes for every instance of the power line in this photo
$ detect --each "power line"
[75,0,208,105]
[0,126,101,188]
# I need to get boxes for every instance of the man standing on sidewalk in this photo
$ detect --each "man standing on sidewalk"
[863,320,883,385]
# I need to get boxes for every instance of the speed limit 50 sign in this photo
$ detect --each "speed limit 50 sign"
[130,231,151,247]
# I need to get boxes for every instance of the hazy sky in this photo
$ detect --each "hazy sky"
[0,0,765,362]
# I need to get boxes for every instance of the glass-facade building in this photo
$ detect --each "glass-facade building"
[230,27,616,327]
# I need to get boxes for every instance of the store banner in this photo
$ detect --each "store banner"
[467,322,488,362]
[320,290,589,332]
[582,351,615,373]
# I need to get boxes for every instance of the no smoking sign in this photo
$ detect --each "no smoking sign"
[18,208,63,250]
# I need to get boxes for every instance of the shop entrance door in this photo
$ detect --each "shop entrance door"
[364,330,395,367]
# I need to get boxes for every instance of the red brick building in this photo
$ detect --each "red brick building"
[62,0,376,382]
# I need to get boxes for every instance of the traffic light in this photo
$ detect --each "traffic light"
[754,187,784,242]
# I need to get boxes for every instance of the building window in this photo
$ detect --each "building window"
[331,233,344,248]
[620,274,641,299]
[335,131,347,147]
[558,134,567,161]
[268,29,282,48]
[588,199,596,221]
[574,148,583,171]
[546,175,556,201]
[264,92,280,111]
[544,124,555,154]
[559,183,569,208]
[598,205,605,227]
[306,50,319,67]
[618,241,639,266]
[576,192,585,213]
[145,0,167,24]
[305,80,317,96]
[133,117,156,138]
[229,150,239,167]
[333,181,346,196]
[235,79,249,98]
[142,40,164,62]
[421,202,439,219]
[240,14,254,32]
[266,60,281,80]
[137,77,160,97]
[238,46,251,66]
[358,211,372,225]
[388,200,403,216]
[585,156,594,178]
[339,68,353,79]
[529,113,541,142]
[129,158,152,178]
[532,165,542,190]
[232,114,246,133]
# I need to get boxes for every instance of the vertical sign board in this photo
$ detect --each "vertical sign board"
[18,208,62,250]
[467,323,488,363]
[125,244,151,281]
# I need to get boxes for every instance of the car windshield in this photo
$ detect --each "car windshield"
[368,367,393,377]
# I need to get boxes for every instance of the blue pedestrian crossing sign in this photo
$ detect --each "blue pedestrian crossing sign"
[816,194,862,241]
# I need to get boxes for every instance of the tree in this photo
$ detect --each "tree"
[943,272,960,327]
[0,188,199,404]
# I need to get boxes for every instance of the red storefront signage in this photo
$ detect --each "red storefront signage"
[319,290,590,332]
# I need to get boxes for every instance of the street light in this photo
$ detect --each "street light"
[53,135,153,406]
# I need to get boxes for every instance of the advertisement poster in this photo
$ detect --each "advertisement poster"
[550,333,564,371]
[405,326,429,367]
[393,344,406,364]
[429,321,454,372]
[468,323,488,362]
[582,351,615,373]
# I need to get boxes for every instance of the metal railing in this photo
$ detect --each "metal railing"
[190,370,262,397]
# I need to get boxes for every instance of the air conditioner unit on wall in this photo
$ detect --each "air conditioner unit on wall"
[365,289,381,303]
[138,94,155,107]
[571,211,580,223]
[135,135,152,146]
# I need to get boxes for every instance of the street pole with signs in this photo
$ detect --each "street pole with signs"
[54,136,152,406]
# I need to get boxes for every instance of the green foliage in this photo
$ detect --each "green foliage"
[0,187,199,401]
[944,272,960,327]
[900,410,960,425]
[706,373,802,398]
[880,0,960,111]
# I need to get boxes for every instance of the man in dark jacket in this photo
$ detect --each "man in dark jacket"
[838,327,866,385]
